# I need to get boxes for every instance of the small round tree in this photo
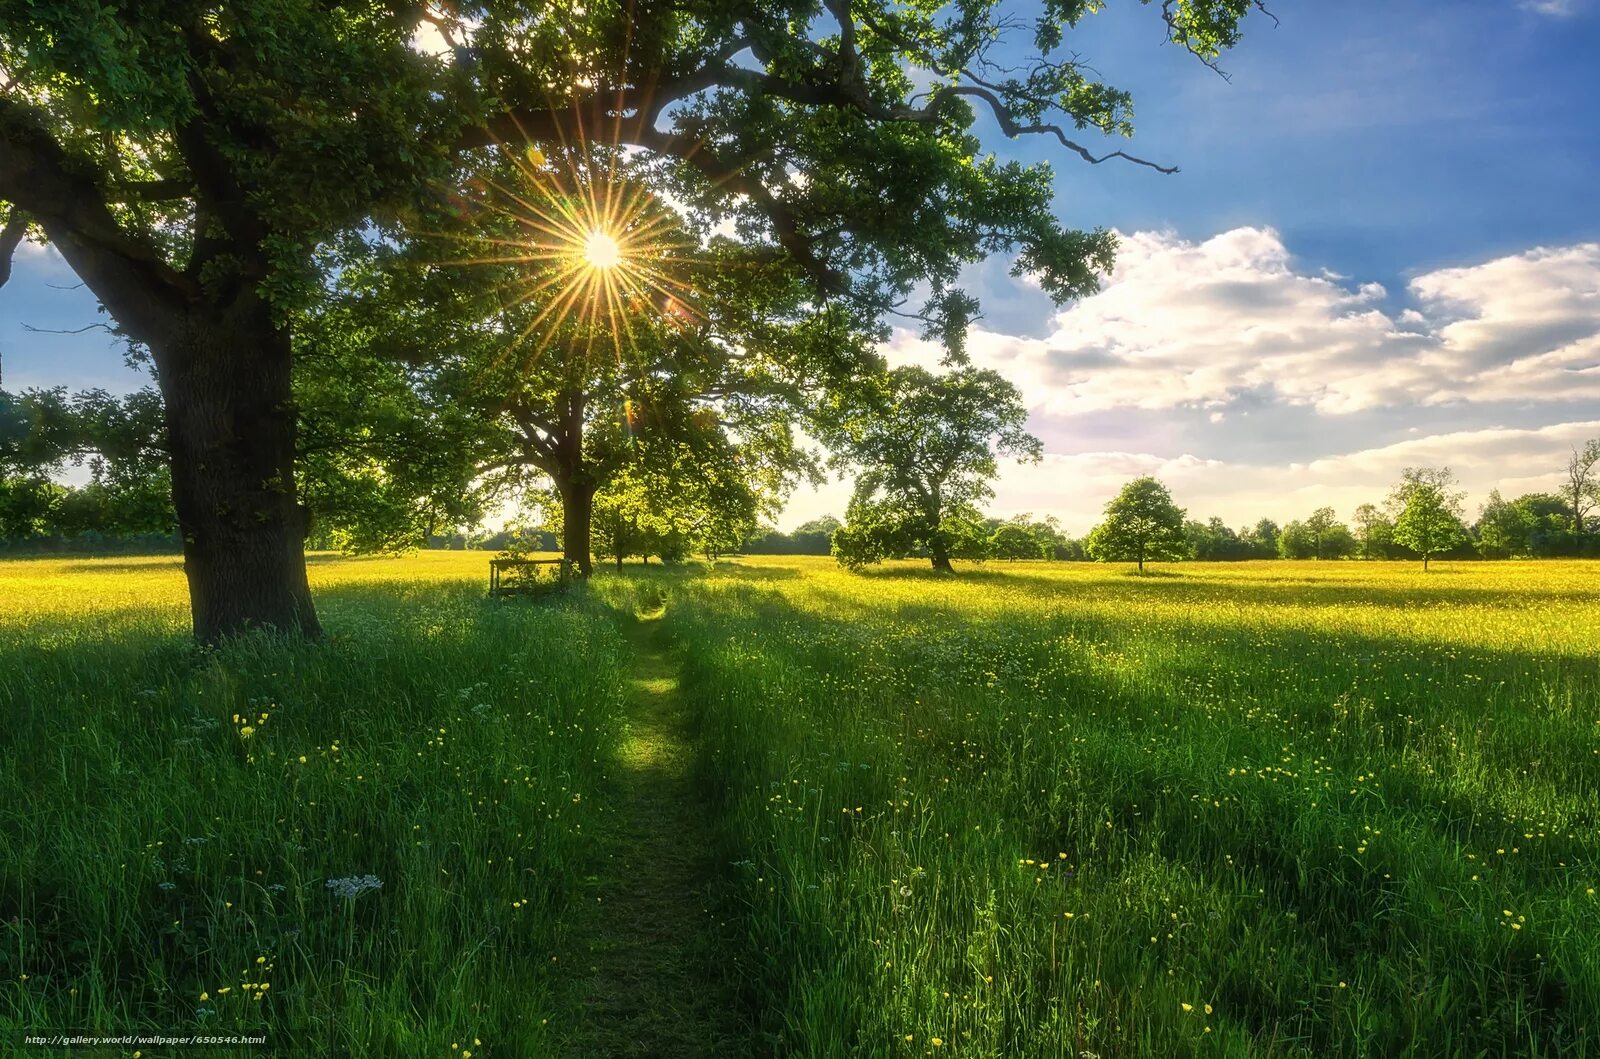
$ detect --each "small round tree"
[1085,477,1188,573]
[991,523,1045,560]
[1389,467,1467,570]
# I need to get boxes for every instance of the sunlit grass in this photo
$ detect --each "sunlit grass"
[0,550,616,1056]
[648,556,1600,1057]
[4,553,1598,1056]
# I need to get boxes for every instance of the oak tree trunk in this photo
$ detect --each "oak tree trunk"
[560,480,596,576]
[156,311,320,641]
[929,536,954,573]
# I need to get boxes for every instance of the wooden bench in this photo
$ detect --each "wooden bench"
[488,557,577,596]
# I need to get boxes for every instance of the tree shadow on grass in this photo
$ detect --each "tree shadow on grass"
[884,562,1600,610]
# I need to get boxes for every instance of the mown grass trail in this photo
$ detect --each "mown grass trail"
[564,600,749,1057]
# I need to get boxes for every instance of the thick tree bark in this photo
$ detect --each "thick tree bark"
[2,106,321,642]
[560,479,596,576]
[157,310,320,641]
[929,536,954,573]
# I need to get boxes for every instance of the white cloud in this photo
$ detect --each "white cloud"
[890,229,1600,416]
[983,420,1600,534]
[779,419,1600,533]
[1520,0,1577,16]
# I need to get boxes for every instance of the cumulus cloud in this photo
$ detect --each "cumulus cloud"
[887,229,1600,416]
[988,420,1600,534]
[781,419,1600,534]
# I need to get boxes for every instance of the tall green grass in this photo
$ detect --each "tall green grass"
[663,559,1600,1057]
[2,557,626,1055]
[6,554,1599,1056]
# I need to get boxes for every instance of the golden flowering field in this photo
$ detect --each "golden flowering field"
[3,553,1599,1056]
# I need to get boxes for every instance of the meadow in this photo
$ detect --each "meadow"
[3,554,1598,1056]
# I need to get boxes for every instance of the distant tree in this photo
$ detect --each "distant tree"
[1305,507,1338,558]
[1185,516,1251,561]
[1509,492,1588,556]
[1021,515,1072,560]
[1278,507,1354,559]
[0,476,61,539]
[1085,477,1187,573]
[742,516,841,556]
[1320,523,1358,560]
[0,387,175,542]
[1564,439,1600,533]
[796,516,843,538]
[944,514,996,564]
[827,367,1040,572]
[1052,536,1088,561]
[1351,503,1396,560]
[1244,518,1280,559]
[1389,467,1468,570]
[991,522,1045,560]
[1475,490,1533,559]
[1277,520,1314,560]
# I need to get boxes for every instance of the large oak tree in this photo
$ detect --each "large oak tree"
[0,0,1264,639]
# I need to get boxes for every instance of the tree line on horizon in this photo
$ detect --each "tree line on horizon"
[9,379,1596,572]
[740,471,1600,569]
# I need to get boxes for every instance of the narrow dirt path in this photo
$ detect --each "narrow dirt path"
[564,603,749,1057]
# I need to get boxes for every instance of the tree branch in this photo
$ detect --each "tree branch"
[0,206,27,289]
[959,88,1175,172]
[110,178,196,204]
[0,98,198,335]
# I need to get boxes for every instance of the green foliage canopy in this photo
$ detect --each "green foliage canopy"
[826,366,1039,572]
[1390,467,1468,569]
[1085,476,1187,572]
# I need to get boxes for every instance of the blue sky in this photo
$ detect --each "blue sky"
[5,0,1599,530]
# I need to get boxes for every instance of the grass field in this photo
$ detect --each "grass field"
[3,554,1598,1056]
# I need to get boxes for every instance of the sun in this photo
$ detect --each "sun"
[583,229,622,270]
[432,137,701,368]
